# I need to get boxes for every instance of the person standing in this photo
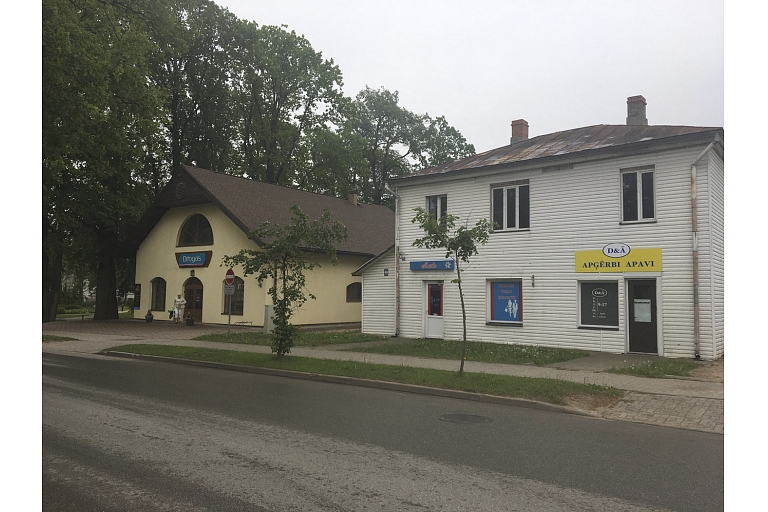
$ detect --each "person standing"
[173,293,186,324]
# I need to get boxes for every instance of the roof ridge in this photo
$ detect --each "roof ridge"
[182,165,390,209]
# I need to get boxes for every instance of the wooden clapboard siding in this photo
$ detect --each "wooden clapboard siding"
[392,144,722,359]
[360,250,397,336]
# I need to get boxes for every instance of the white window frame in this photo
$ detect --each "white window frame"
[491,182,530,231]
[426,194,448,220]
[620,166,656,224]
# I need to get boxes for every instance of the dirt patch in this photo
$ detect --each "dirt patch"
[687,357,724,382]
[562,392,624,412]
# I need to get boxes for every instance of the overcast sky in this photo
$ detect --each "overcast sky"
[219,0,723,153]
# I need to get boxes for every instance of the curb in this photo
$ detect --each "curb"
[104,351,599,418]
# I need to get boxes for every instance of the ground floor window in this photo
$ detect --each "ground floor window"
[578,281,619,328]
[488,280,522,323]
[346,282,362,303]
[151,277,166,311]
[223,277,244,315]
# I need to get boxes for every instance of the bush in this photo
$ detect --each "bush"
[56,306,95,315]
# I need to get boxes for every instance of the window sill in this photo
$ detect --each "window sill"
[619,219,656,225]
[221,312,244,316]
[486,321,523,327]
[490,228,530,234]
[578,325,619,330]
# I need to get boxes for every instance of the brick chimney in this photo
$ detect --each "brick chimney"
[626,95,648,126]
[347,189,359,206]
[510,119,529,144]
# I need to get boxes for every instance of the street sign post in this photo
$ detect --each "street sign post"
[225,269,235,336]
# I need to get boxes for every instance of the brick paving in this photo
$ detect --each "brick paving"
[600,392,724,434]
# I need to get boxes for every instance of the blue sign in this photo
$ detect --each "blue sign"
[491,281,522,322]
[409,260,455,271]
[177,252,209,267]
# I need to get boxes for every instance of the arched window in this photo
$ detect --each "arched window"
[179,214,214,246]
[151,278,166,311]
[223,277,245,315]
[346,282,362,303]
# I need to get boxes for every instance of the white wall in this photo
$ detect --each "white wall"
[360,250,397,336]
[392,145,720,359]
[705,151,725,358]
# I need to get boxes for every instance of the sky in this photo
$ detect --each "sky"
[218,0,724,153]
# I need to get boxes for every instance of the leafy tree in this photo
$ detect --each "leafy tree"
[149,0,239,175]
[412,208,492,374]
[416,115,476,168]
[43,0,161,321]
[345,87,475,207]
[231,23,344,185]
[222,206,348,357]
[344,87,420,205]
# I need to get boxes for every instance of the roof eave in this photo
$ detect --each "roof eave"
[352,245,395,276]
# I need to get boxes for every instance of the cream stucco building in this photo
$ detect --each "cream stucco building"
[128,165,394,327]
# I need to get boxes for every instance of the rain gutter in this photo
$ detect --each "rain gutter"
[689,135,719,360]
[385,183,401,337]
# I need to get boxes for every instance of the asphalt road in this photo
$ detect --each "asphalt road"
[42,352,723,511]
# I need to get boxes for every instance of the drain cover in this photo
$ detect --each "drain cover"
[438,414,492,424]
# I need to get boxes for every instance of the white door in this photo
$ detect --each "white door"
[424,282,444,338]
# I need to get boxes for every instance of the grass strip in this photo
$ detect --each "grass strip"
[345,338,589,366]
[43,335,78,342]
[606,359,701,378]
[193,330,387,347]
[107,344,620,405]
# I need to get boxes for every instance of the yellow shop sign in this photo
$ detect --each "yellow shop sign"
[575,245,662,273]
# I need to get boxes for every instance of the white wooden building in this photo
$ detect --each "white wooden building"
[356,96,724,360]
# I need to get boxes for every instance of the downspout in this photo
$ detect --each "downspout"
[690,136,718,360]
[385,183,401,337]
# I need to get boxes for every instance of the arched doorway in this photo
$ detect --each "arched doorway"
[183,277,203,323]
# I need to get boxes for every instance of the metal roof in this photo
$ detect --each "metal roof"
[391,124,723,183]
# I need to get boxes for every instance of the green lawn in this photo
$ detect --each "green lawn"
[43,334,78,342]
[345,338,589,366]
[193,330,387,347]
[54,310,135,320]
[105,344,621,406]
[606,359,702,378]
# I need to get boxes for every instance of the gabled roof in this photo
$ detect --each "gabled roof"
[352,245,394,276]
[391,124,723,183]
[125,165,395,257]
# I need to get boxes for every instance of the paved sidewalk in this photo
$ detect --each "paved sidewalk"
[43,319,724,434]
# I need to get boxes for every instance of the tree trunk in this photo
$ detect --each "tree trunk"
[43,220,63,323]
[93,231,119,320]
[457,264,468,375]
[42,247,62,323]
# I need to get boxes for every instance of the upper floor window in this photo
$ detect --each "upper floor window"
[179,214,214,246]
[621,168,655,222]
[491,183,529,231]
[150,277,166,311]
[346,282,362,303]
[427,195,447,220]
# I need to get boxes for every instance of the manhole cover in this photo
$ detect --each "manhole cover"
[438,414,492,424]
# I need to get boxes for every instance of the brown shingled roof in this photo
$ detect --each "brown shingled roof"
[392,124,723,182]
[125,166,394,257]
